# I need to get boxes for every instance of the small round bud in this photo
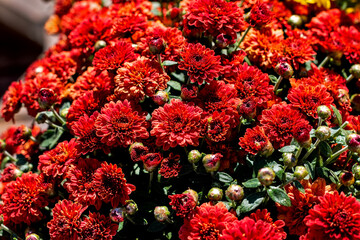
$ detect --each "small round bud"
[283,152,297,168]
[0,139,6,153]
[207,187,223,201]
[317,105,331,120]
[188,150,202,164]
[141,153,162,172]
[202,153,222,173]
[288,15,303,28]
[225,184,244,201]
[124,200,138,215]
[350,64,360,79]
[154,206,170,222]
[181,84,198,101]
[38,88,57,109]
[275,62,294,79]
[257,167,276,186]
[94,40,106,51]
[215,33,233,49]
[129,142,149,162]
[35,112,48,124]
[294,166,308,180]
[238,98,257,120]
[152,91,169,106]
[26,234,40,240]
[60,107,69,119]
[340,171,355,187]
[315,126,331,141]
[346,133,360,154]
[168,7,181,21]
[352,165,360,180]
[183,189,199,204]
[109,208,125,223]
[148,37,166,55]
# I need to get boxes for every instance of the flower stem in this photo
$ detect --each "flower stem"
[273,76,283,93]
[324,146,349,166]
[301,138,320,162]
[342,152,353,170]
[318,56,330,69]
[29,136,38,143]
[346,74,354,83]
[148,172,154,194]
[51,105,66,125]
[332,121,349,138]
[157,54,165,73]
[1,224,23,240]
[233,26,251,52]
[45,120,64,130]
[317,117,323,127]
[3,150,17,163]
[279,177,296,188]
[295,146,303,160]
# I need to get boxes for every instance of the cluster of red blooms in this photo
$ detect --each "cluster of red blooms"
[0,0,360,239]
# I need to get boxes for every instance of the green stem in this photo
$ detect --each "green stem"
[51,106,66,125]
[157,54,165,73]
[274,76,283,93]
[279,177,296,188]
[301,138,320,162]
[1,224,23,240]
[148,172,154,194]
[346,74,354,83]
[333,121,349,137]
[45,120,64,130]
[233,26,251,52]
[318,117,323,127]
[3,150,17,163]
[295,146,303,160]
[318,56,330,69]
[342,152,353,170]
[324,146,349,166]
[29,136,38,143]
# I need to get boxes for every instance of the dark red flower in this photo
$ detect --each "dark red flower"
[0,164,20,182]
[169,193,197,218]
[250,209,287,240]
[92,40,137,70]
[150,99,203,150]
[178,43,223,85]
[38,138,79,179]
[248,2,273,28]
[140,152,163,172]
[292,121,312,147]
[179,202,237,239]
[95,100,149,148]
[48,199,87,240]
[129,142,149,162]
[336,26,360,64]
[303,191,360,240]
[239,126,274,157]
[159,153,181,178]
[79,212,118,240]
[1,81,22,122]
[1,172,50,224]
[92,162,136,208]
[205,111,231,142]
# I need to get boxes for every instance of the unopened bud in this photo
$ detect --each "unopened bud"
[202,153,222,173]
[109,208,125,223]
[283,152,297,168]
[294,166,308,180]
[38,88,57,109]
[350,64,360,79]
[129,142,149,162]
[317,105,331,120]
[141,153,162,172]
[346,133,360,154]
[154,206,170,222]
[183,189,198,204]
[26,234,40,240]
[152,91,169,106]
[148,37,166,55]
[288,15,303,28]
[94,40,106,51]
[0,139,6,152]
[225,184,244,201]
[257,167,276,186]
[188,150,202,164]
[340,171,355,187]
[352,165,360,180]
[275,62,294,79]
[124,200,138,215]
[215,33,233,49]
[315,126,331,141]
[207,187,223,201]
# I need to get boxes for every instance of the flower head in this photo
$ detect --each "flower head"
[169,193,197,219]
[159,153,181,178]
[79,212,118,240]
[248,2,273,28]
[1,81,23,122]
[239,126,274,157]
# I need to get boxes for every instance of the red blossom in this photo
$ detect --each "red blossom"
[169,193,197,218]
[250,209,287,239]
[205,111,231,142]
[1,81,22,122]
[239,126,274,156]
[159,153,181,178]
[79,212,118,240]
[248,2,273,28]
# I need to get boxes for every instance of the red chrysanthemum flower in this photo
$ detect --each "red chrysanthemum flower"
[54,0,72,16]
[159,153,181,178]
[205,111,231,142]
[92,162,136,208]
[178,43,223,85]
[38,138,79,179]
[169,193,197,219]
[48,199,87,240]
[42,51,78,81]
[1,172,50,224]
[292,120,312,146]
[0,164,20,182]
[179,202,237,239]
[250,209,287,240]
[79,212,118,240]
[303,191,360,240]
[111,14,147,39]
[64,158,102,210]
[288,83,334,119]
[260,102,310,149]
[141,152,163,172]
[336,26,360,64]
[220,217,283,240]
[1,81,22,122]
[346,115,360,134]
[248,2,273,28]
[150,99,203,150]
[114,57,170,102]
[239,126,274,157]
[95,100,149,148]
[92,40,137,70]
[129,142,149,162]
[183,0,246,37]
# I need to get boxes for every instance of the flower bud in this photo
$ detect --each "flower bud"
[148,37,166,55]
[215,33,233,49]
[346,133,360,154]
[351,94,360,112]
[275,62,294,79]
[141,153,162,172]
[0,139,6,153]
[202,153,222,173]
[317,105,331,120]
[340,171,355,187]
[152,91,169,106]
[225,184,244,201]
[352,165,360,180]
[129,142,149,162]
[350,64,360,79]
[60,107,69,119]
[188,150,202,164]
[124,200,138,215]
[183,189,199,204]
[288,15,303,28]
[315,126,331,141]
[294,166,308,180]
[181,84,198,101]
[94,40,106,51]
[154,206,170,222]
[168,7,181,21]
[238,98,257,120]
[258,167,276,186]
[109,208,125,223]
[283,152,297,168]
[207,187,223,201]
[26,234,40,240]
[38,88,57,109]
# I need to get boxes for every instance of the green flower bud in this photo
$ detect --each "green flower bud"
[26,234,40,240]
[183,189,199,204]
[124,200,138,215]
[340,171,355,187]
[152,91,169,106]
[315,126,331,141]
[94,40,107,51]
[288,15,303,28]
[352,165,360,180]
[207,187,223,201]
[294,166,308,180]
[346,133,360,154]
[109,208,125,223]
[188,150,202,164]
[317,105,331,120]
[154,206,170,222]
[283,152,297,168]
[225,184,244,201]
[257,167,276,186]
[349,64,360,79]
[202,153,222,173]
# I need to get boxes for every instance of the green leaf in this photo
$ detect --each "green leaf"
[278,145,296,153]
[171,72,185,82]
[331,105,342,126]
[162,60,178,66]
[242,178,261,188]
[117,221,124,232]
[293,180,305,194]
[239,191,266,213]
[166,81,182,91]
[269,75,278,84]
[304,161,315,180]
[40,128,64,149]
[216,172,234,183]
[319,141,332,157]
[147,221,167,233]
[267,187,291,207]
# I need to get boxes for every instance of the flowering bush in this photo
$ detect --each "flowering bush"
[1,0,360,239]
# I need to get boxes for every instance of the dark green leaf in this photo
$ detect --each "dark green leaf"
[147,221,167,233]
[216,172,233,183]
[242,178,261,188]
[40,128,64,149]
[293,180,305,193]
[162,60,178,66]
[316,167,329,178]
[239,191,266,213]
[267,161,284,180]
[267,187,291,207]
[319,141,332,157]
[279,145,296,153]
[331,105,342,126]
[117,221,124,232]
[335,135,346,145]
[304,161,315,180]
[166,81,182,91]
[171,72,185,82]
